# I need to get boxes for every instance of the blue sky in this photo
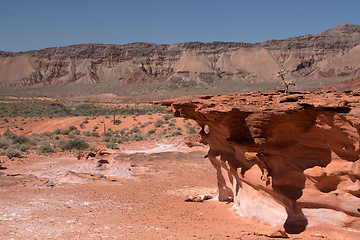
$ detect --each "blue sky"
[1,0,359,52]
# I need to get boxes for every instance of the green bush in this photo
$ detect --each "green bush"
[13,135,31,144]
[132,132,145,141]
[131,126,139,133]
[91,132,100,137]
[114,120,122,125]
[54,128,62,134]
[36,142,55,154]
[2,129,17,140]
[154,119,163,128]
[166,130,183,137]
[40,131,53,138]
[58,138,89,151]
[101,136,111,142]
[0,138,9,149]
[68,126,78,132]
[188,127,197,134]
[6,148,21,158]
[83,131,91,137]
[106,142,118,149]
[147,129,156,135]
[103,131,113,137]
[163,114,174,121]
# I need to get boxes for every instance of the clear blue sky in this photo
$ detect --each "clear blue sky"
[1,0,359,52]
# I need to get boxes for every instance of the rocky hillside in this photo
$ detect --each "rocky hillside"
[0,23,359,94]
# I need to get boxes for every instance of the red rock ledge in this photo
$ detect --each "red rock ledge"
[160,90,360,237]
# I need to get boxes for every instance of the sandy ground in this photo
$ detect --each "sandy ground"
[0,137,336,240]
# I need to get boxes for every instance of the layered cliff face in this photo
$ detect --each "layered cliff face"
[161,90,360,237]
[0,24,360,91]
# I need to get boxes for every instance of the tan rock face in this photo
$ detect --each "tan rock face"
[162,90,360,236]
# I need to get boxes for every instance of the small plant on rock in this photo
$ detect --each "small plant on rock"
[277,69,295,93]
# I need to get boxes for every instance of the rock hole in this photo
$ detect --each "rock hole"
[357,208,360,212]
[314,175,342,193]
[204,125,210,134]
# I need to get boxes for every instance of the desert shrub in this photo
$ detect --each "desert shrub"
[147,129,156,135]
[40,131,53,138]
[114,120,122,125]
[6,148,21,158]
[91,132,100,137]
[143,121,152,126]
[18,144,30,151]
[165,130,183,137]
[188,127,197,134]
[120,136,130,142]
[83,131,91,137]
[131,126,139,133]
[36,142,55,154]
[2,129,17,140]
[68,126,78,132]
[120,128,129,136]
[131,132,145,141]
[102,131,113,137]
[74,129,81,135]
[101,136,111,142]
[93,125,98,130]
[68,133,75,139]
[168,122,175,127]
[154,119,163,128]
[0,138,9,149]
[54,128,62,134]
[106,142,118,149]
[163,114,174,121]
[58,138,89,151]
[13,135,30,144]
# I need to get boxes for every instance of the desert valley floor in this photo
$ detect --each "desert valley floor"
[0,136,338,239]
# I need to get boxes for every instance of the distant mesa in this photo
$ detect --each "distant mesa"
[0,24,360,96]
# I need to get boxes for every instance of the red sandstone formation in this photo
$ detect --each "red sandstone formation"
[161,90,360,238]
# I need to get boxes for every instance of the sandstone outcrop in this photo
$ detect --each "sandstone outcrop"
[161,90,360,238]
[0,24,359,94]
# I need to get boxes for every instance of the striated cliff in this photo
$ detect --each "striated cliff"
[161,90,360,238]
[0,24,360,92]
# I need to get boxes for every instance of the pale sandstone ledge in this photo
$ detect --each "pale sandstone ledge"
[159,90,360,238]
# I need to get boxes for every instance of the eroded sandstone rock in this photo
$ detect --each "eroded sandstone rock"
[162,90,360,237]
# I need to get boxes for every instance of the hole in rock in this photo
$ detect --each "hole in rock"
[314,175,342,193]
[204,125,210,134]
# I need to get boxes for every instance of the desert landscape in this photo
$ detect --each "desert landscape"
[1,23,360,240]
